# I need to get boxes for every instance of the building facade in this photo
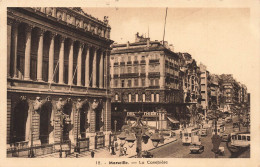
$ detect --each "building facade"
[110,33,183,131]
[7,7,113,155]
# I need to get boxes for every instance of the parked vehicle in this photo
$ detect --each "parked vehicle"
[142,151,153,158]
[189,144,204,154]
[222,133,230,142]
[201,128,207,137]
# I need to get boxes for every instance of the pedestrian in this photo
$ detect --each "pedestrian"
[180,131,182,139]
[111,145,115,155]
[119,145,124,157]
[115,141,118,151]
[123,146,127,156]
[91,150,95,158]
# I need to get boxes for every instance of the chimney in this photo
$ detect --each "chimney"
[169,44,174,51]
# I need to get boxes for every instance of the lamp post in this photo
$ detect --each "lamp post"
[28,110,35,158]
[211,103,221,158]
[119,112,161,158]
[74,108,80,156]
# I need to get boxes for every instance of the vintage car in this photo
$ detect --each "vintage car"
[142,151,153,158]
[189,144,204,154]
[222,133,231,142]
[201,128,208,137]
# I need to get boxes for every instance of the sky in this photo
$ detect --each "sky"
[83,7,258,92]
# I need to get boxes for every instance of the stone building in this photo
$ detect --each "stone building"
[7,7,113,155]
[199,63,210,113]
[110,33,183,131]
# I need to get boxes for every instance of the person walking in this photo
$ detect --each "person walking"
[115,141,118,151]
[91,150,95,158]
[123,146,127,156]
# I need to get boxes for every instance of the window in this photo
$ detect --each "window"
[127,67,132,73]
[150,79,154,86]
[121,80,125,88]
[134,66,138,73]
[115,57,118,62]
[128,56,131,62]
[142,93,146,102]
[134,56,138,61]
[114,67,118,74]
[115,94,119,101]
[128,94,132,102]
[238,135,241,140]
[151,94,154,102]
[141,65,145,73]
[135,94,139,102]
[114,79,118,87]
[141,56,145,61]
[247,136,250,141]
[128,80,132,87]
[142,79,145,86]
[134,79,138,87]
[155,79,159,86]
[242,136,246,141]
[121,56,125,62]
[120,66,124,74]
[156,94,159,102]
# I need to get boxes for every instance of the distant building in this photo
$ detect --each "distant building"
[199,63,210,113]
[110,33,183,131]
[7,7,113,155]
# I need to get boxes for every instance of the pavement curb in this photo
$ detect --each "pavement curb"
[128,138,178,158]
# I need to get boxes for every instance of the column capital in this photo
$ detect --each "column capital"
[92,45,99,51]
[60,35,66,43]
[25,24,34,33]
[49,32,57,39]
[37,28,46,37]
[69,38,75,45]
[79,42,85,49]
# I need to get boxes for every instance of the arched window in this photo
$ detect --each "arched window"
[151,93,154,102]
[135,94,139,102]
[142,93,146,102]
[115,94,119,101]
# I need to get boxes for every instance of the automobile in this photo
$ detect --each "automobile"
[233,122,240,128]
[222,133,230,142]
[189,144,204,154]
[142,151,153,158]
[201,128,207,137]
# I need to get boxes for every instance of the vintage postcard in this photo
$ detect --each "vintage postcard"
[0,0,259,167]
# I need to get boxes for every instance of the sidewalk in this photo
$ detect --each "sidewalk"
[38,130,182,158]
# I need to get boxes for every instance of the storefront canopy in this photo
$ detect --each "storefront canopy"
[167,116,179,124]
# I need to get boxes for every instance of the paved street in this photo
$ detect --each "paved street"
[151,121,250,158]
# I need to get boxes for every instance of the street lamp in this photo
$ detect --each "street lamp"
[119,112,161,158]
[211,103,221,158]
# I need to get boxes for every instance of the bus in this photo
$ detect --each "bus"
[182,128,200,145]
[230,132,250,147]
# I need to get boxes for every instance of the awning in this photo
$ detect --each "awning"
[167,117,179,124]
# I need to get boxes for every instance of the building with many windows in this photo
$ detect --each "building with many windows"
[110,33,183,131]
[7,7,113,156]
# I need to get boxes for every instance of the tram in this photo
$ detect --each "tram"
[182,128,200,145]
[230,132,250,147]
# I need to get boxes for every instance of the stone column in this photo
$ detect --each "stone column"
[11,21,19,78]
[68,39,74,85]
[85,45,90,87]
[24,25,33,80]
[105,50,110,89]
[7,20,12,77]
[36,29,45,81]
[99,50,104,88]
[48,32,56,83]
[77,42,83,86]
[59,36,65,84]
[92,47,97,88]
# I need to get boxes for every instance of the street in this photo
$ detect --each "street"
[151,120,250,158]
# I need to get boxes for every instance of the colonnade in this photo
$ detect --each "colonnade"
[8,20,108,89]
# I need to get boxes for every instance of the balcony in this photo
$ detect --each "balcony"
[113,62,119,66]
[120,73,139,78]
[149,59,160,64]
[120,62,125,65]
[140,60,146,64]
[133,61,139,64]
[148,72,160,78]
[127,61,132,65]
